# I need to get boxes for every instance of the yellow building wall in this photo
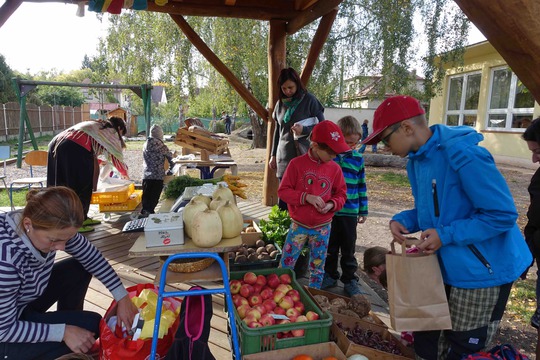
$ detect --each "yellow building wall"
[429,42,539,163]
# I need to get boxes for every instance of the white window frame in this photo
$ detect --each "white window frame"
[444,71,481,127]
[485,66,534,131]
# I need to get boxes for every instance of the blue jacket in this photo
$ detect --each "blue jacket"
[392,125,532,288]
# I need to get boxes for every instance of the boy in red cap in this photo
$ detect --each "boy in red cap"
[363,95,532,359]
[278,120,348,288]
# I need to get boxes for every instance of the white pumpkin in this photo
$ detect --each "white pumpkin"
[216,200,243,238]
[191,209,223,247]
[183,199,208,238]
[209,196,227,211]
[212,184,235,204]
[191,194,212,207]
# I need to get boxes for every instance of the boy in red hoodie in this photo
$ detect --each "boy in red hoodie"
[278,120,348,288]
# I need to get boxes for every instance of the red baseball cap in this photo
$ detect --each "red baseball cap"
[362,95,425,145]
[311,120,350,154]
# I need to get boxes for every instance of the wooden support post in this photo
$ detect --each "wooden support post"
[263,20,287,206]
[301,9,338,87]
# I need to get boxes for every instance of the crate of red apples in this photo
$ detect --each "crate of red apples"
[229,268,332,356]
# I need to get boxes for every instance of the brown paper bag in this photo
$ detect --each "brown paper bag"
[386,239,452,332]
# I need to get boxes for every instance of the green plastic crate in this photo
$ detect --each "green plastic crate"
[229,268,332,356]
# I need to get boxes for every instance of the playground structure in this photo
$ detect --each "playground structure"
[11,78,154,167]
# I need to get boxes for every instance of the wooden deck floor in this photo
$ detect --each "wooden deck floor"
[75,201,390,359]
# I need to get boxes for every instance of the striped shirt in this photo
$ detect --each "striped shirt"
[333,150,368,217]
[0,212,128,343]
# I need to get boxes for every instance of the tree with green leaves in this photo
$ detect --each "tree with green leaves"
[0,54,17,103]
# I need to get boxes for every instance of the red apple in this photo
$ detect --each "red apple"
[248,321,262,328]
[243,272,258,285]
[275,284,290,295]
[260,287,273,300]
[267,274,280,289]
[233,296,249,307]
[305,310,319,321]
[285,307,300,319]
[243,314,257,324]
[262,299,277,312]
[253,284,263,294]
[259,314,276,327]
[239,284,254,298]
[273,290,286,303]
[236,304,251,319]
[229,280,242,294]
[246,308,261,320]
[279,295,294,310]
[279,273,292,285]
[273,307,286,315]
[291,328,305,337]
[293,301,305,314]
[276,319,291,325]
[253,304,267,315]
[255,275,267,287]
[286,289,301,302]
[295,315,308,323]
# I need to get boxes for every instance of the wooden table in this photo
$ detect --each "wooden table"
[128,234,241,283]
[172,154,238,179]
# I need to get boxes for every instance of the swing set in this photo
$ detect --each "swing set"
[11,78,154,167]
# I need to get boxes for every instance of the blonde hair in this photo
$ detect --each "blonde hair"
[337,116,362,137]
[363,246,388,274]
[21,187,84,230]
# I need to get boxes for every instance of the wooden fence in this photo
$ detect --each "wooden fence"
[0,102,90,141]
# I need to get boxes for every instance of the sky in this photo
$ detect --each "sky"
[0,2,488,75]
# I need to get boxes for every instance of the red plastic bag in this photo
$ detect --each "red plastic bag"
[99,283,181,360]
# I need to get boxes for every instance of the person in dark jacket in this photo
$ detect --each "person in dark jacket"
[269,67,325,210]
[363,95,532,360]
[140,124,174,217]
[521,117,540,359]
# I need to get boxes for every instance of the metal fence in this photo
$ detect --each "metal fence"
[0,102,90,141]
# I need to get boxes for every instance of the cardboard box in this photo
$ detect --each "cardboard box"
[240,220,263,244]
[144,212,184,247]
[243,342,346,360]
[331,313,414,359]
[305,287,387,327]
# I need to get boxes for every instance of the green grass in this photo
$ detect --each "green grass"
[0,189,28,207]
[506,278,537,323]
[366,171,411,187]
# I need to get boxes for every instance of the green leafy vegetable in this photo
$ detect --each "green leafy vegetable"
[163,175,220,199]
[259,205,291,249]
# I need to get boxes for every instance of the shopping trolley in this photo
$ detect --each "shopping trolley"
[150,252,241,359]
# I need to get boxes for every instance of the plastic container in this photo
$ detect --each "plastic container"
[229,241,282,271]
[92,183,135,204]
[98,189,141,211]
[229,268,332,356]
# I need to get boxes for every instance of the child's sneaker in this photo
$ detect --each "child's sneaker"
[321,274,337,289]
[344,280,363,296]
[531,310,540,329]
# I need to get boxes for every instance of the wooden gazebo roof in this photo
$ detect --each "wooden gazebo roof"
[2,0,540,205]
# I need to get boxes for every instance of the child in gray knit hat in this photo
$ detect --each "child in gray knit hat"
[140,124,174,217]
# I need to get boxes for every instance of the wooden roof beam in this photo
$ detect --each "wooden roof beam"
[169,14,269,120]
[300,8,338,87]
[286,0,341,35]
[454,0,540,103]
[0,0,23,28]
[150,2,297,21]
